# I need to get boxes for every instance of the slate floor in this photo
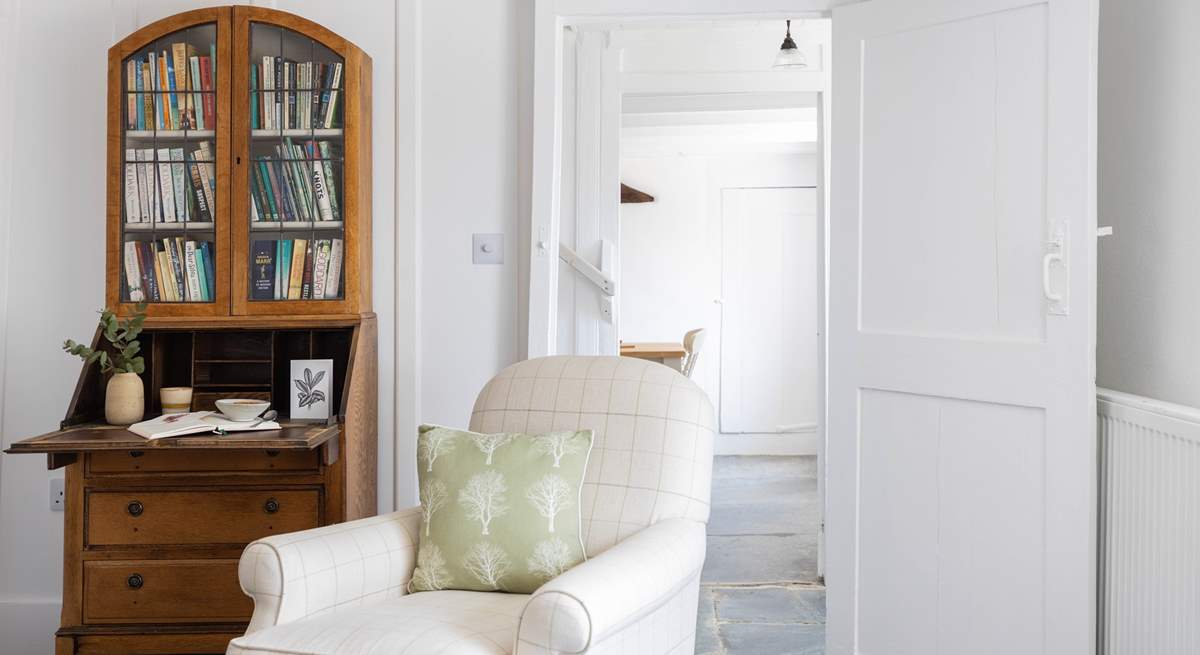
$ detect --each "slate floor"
[697,456,824,654]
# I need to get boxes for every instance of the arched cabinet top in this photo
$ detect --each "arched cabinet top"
[107,7,369,65]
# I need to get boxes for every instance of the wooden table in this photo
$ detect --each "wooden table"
[619,342,687,372]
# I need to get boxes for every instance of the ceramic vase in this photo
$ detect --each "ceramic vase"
[105,372,144,425]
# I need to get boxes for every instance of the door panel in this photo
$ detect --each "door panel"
[720,187,817,434]
[859,6,1047,342]
[828,0,1096,653]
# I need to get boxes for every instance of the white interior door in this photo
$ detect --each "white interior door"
[720,187,818,436]
[826,1,1097,654]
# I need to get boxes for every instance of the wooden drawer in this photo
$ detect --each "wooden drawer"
[86,489,320,547]
[83,560,251,624]
[87,449,320,476]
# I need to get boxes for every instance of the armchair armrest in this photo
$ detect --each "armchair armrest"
[238,506,422,634]
[516,518,707,654]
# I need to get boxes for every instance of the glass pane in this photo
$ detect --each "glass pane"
[120,23,217,304]
[248,23,344,302]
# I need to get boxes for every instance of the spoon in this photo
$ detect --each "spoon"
[249,409,278,428]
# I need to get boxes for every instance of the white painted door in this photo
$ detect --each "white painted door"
[826,1,1097,654]
[720,187,818,436]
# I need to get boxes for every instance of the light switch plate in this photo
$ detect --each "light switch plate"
[473,233,504,265]
[50,478,65,511]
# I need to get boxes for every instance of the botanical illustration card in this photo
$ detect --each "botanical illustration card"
[290,358,333,420]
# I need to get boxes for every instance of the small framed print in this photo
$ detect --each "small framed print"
[290,359,333,421]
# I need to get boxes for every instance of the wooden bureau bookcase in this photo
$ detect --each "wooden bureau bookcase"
[4,7,376,654]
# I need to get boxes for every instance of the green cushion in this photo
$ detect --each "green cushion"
[410,425,594,594]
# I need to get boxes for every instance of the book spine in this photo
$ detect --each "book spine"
[311,63,322,128]
[200,56,215,129]
[137,149,155,223]
[262,56,273,130]
[324,238,343,299]
[274,57,283,131]
[273,241,282,299]
[266,158,292,221]
[136,241,159,302]
[324,63,343,129]
[184,240,202,302]
[194,242,208,302]
[286,61,295,130]
[194,147,216,220]
[123,241,144,302]
[169,149,188,222]
[141,61,154,129]
[161,53,177,129]
[126,60,136,130]
[319,64,334,127]
[156,148,177,222]
[124,149,140,223]
[282,141,310,221]
[312,239,330,299]
[250,240,276,300]
[155,244,175,301]
[318,141,340,220]
[300,240,314,299]
[190,56,204,131]
[188,154,212,222]
[288,238,307,300]
[147,53,159,128]
[309,143,333,221]
[134,58,145,130]
[171,43,189,129]
[255,161,276,221]
[164,238,184,301]
[279,240,292,298]
[200,241,216,300]
[250,64,259,130]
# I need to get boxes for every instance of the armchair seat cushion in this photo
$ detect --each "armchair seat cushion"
[227,590,528,655]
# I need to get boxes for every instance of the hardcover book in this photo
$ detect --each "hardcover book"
[250,240,276,300]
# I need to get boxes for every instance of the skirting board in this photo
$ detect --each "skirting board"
[0,598,61,655]
[715,427,818,456]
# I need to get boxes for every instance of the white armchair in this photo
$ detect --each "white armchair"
[227,356,715,655]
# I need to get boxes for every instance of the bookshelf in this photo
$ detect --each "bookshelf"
[107,6,372,319]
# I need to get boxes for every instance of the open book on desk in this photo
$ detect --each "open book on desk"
[129,411,281,440]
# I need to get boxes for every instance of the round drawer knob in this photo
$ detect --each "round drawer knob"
[127,573,144,589]
[126,500,144,517]
[264,498,280,514]
[129,450,144,458]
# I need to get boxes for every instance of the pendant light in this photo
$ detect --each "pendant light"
[773,19,808,69]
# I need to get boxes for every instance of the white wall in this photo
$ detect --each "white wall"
[1096,0,1200,407]
[0,1,398,650]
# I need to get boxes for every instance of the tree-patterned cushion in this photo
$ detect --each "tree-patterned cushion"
[409,424,594,594]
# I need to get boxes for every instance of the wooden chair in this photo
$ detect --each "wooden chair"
[682,328,707,378]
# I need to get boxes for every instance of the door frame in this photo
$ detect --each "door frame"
[527,0,848,583]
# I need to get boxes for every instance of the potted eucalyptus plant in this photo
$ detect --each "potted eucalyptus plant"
[62,305,147,425]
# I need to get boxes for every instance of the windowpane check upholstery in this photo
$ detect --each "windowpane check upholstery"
[229,356,715,655]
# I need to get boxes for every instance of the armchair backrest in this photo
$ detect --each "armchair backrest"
[470,356,715,556]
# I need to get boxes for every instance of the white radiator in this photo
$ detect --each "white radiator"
[1098,388,1200,655]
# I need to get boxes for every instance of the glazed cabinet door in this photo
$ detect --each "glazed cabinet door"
[230,7,370,316]
[108,8,232,317]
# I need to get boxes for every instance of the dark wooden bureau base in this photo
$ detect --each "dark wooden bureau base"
[6,317,378,654]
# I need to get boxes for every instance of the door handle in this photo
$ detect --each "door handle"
[1042,251,1063,303]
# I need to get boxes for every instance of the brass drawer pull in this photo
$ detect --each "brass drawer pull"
[126,573,144,589]
[126,500,144,517]
[264,498,280,514]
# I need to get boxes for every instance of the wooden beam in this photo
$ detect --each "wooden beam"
[620,183,654,204]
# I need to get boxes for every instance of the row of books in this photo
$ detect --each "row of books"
[251,238,343,301]
[251,58,342,131]
[124,143,217,224]
[251,139,341,223]
[124,239,216,303]
[125,43,216,131]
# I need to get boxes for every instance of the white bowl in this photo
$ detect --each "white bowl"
[215,399,270,422]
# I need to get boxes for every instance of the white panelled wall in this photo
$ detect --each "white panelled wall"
[0,0,529,650]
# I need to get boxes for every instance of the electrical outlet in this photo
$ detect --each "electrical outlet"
[50,478,65,512]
